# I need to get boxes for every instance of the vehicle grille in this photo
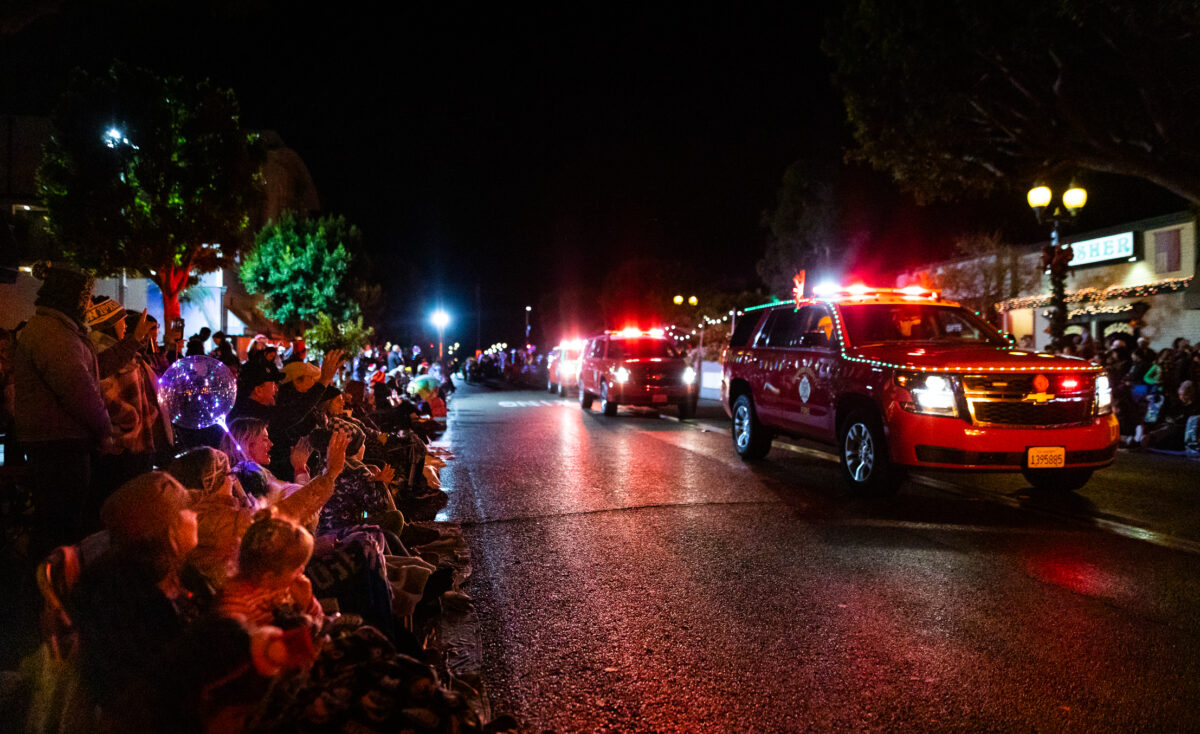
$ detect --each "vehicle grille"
[970,400,1092,426]
[963,372,1094,427]
[631,365,682,387]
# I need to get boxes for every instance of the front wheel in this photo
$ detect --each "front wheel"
[558,380,568,397]
[838,409,905,496]
[1022,468,1093,492]
[731,395,771,460]
[547,378,557,393]
[579,385,594,410]
[601,382,618,416]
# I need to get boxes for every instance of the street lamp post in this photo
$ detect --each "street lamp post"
[431,309,450,360]
[525,305,532,343]
[1027,184,1087,350]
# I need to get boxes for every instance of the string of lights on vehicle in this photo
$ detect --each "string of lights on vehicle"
[736,283,1106,375]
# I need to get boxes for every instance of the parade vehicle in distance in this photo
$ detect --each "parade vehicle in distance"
[721,285,1119,495]
[578,328,700,419]
[547,339,586,396]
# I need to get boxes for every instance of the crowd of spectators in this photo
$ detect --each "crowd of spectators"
[0,265,509,733]
[1069,332,1200,453]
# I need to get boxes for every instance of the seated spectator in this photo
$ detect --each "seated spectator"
[209,330,239,371]
[1136,380,1199,451]
[69,472,208,709]
[169,434,347,588]
[217,510,324,634]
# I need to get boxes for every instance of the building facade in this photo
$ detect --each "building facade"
[898,212,1199,351]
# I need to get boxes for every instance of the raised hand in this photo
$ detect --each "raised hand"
[324,428,351,478]
[132,309,154,343]
[319,349,346,384]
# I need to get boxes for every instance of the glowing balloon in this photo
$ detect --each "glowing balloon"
[157,355,238,430]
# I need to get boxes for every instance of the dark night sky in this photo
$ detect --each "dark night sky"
[1,1,1186,345]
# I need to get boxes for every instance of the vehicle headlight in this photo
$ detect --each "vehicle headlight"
[896,372,958,417]
[614,366,630,384]
[682,366,696,385]
[1094,374,1112,415]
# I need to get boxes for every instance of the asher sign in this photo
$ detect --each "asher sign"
[1068,231,1135,267]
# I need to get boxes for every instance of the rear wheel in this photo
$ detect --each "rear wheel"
[1022,468,1093,492]
[838,409,905,496]
[579,384,594,410]
[731,395,771,460]
[601,382,618,416]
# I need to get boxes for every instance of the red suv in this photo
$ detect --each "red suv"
[547,339,586,396]
[722,287,1118,495]
[578,329,699,418]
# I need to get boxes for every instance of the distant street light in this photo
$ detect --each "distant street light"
[431,309,450,360]
[525,305,532,342]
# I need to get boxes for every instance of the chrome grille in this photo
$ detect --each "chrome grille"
[630,364,682,387]
[963,372,1094,427]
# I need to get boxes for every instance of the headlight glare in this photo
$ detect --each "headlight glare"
[682,366,696,385]
[614,366,630,384]
[1095,374,1112,414]
[899,371,959,417]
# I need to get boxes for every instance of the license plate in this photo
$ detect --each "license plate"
[1026,446,1065,468]
[652,394,668,403]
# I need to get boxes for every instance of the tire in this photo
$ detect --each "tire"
[731,395,771,460]
[678,397,697,420]
[558,380,567,397]
[1022,468,1093,492]
[548,378,557,393]
[838,409,905,496]
[600,382,618,416]
[580,385,594,410]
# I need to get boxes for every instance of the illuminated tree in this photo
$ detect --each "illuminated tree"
[927,231,1041,327]
[241,211,378,333]
[824,1,1200,205]
[38,62,263,321]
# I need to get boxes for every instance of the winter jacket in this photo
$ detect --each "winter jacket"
[13,306,112,446]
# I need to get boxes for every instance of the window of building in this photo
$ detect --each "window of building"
[1154,228,1182,273]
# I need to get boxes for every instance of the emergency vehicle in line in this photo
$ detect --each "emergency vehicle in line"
[546,339,586,396]
[721,285,1119,495]
[578,328,700,419]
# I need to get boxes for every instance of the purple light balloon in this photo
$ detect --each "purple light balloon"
[157,355,237,429]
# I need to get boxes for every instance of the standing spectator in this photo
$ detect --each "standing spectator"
[185,326,211,357]
[11,267,148,547]
[387,343,403,371]
[87,296,174,516]
[209,330,239,371]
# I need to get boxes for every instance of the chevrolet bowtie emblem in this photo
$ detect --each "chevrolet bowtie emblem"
[1025,373,1054,403]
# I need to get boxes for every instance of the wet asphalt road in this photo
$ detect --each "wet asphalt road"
[439,381,1200,732]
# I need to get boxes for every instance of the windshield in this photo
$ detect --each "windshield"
[606,338,681,360]
[838,304,1008,347]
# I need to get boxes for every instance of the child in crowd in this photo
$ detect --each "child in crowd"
[218,510,324,634]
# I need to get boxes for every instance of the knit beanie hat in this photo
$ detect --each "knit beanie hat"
[85,295,125,331]
[100,471,194,549]
[33,263,94,325]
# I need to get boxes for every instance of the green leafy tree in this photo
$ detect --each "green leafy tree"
[38,62,263,321]
[757,156,842,297]
[824,0,1200,205]
[303,313,374,356]
[241,211,376,333]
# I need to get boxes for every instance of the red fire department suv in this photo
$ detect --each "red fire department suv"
[547,339,586,396]
[721,286,1118,495]
[579,329,700,418]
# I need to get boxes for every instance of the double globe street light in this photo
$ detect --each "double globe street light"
[1027,184,1087,350]
[431,309,450,360]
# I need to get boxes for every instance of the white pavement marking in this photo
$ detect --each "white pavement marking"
[496,399,572,408]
